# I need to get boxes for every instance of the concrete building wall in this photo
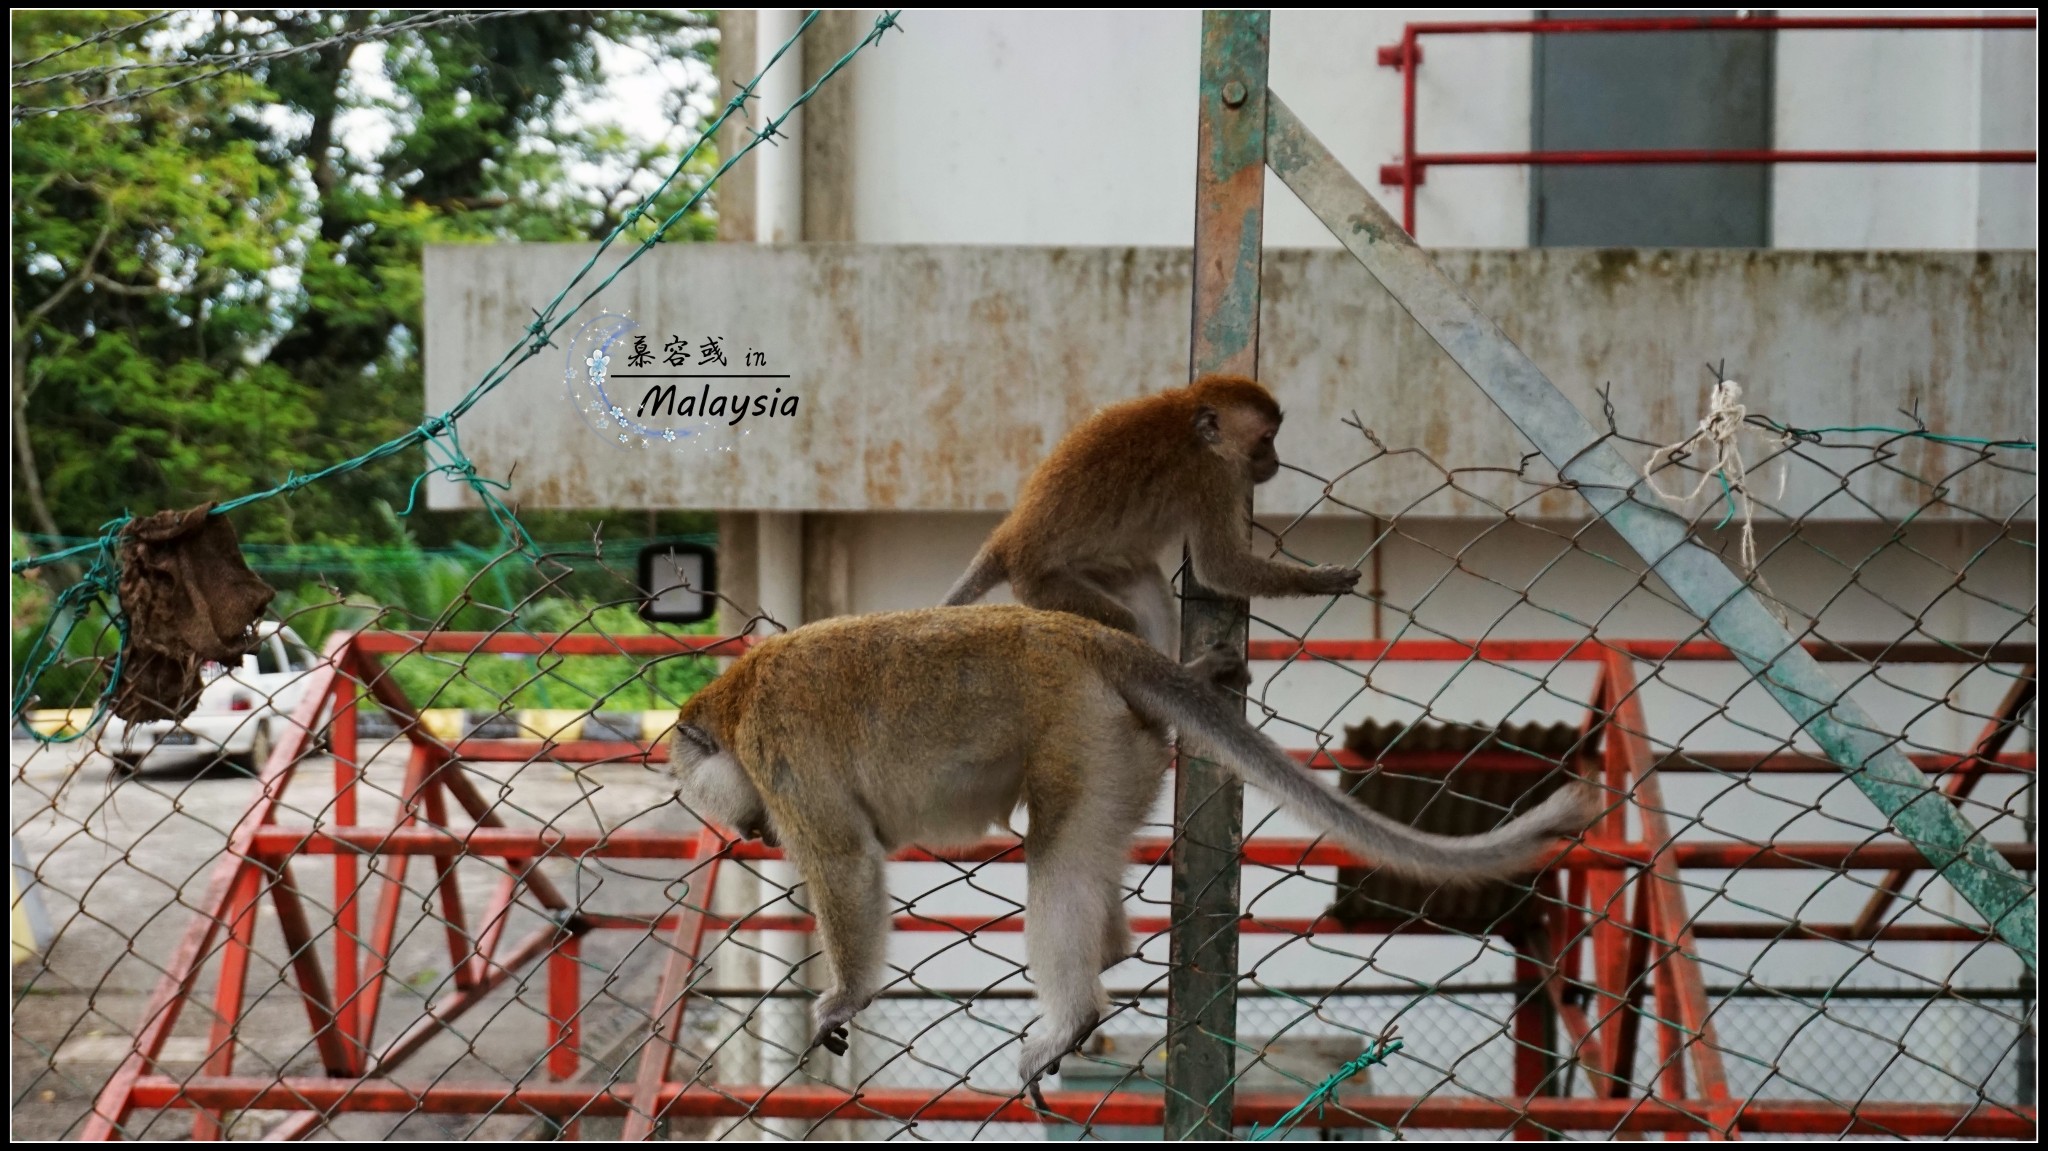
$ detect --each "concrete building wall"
[754,9,2034,249]
[1774,10,2039,248]
[839,10,1538,248]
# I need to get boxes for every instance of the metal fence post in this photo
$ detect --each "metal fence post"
[1166,10,1269,1139]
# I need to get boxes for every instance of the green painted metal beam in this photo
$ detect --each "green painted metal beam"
[1262,91,2035,970]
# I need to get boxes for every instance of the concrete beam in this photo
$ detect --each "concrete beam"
[424,244,2034,519]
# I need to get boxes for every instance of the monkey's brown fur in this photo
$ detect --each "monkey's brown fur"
[667,605,1602,1102]
[944,375,1361,650]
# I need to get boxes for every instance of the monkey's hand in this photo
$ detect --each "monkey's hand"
[1302,564,1364,596]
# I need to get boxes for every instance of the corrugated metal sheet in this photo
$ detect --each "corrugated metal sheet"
[424,245,2035,519]
[1327,719,1585,928]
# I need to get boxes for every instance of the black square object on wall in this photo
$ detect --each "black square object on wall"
[637,542,718,625]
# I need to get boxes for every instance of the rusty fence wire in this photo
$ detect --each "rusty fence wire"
[9,395,2036,1140]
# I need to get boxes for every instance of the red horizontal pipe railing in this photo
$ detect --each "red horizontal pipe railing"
[1384,149,2034,186]
[1258,749,2025,775]
[249,826,2036,873]
[1666,751,2031,775]
[351,631,749,657]
[1377,14,2039,235]
[126,1077,2036,1135]
[587,912,1400,936]
[1395,16,2036,37]
[82,648,344,1141]
[1413,149,2034,168]
[572,911,1991,944]
[1242,638,2033,664]
[449,739,665,762]
[403,738,2041,776]
[1691,922,1989,943]
[345,630,2031,666]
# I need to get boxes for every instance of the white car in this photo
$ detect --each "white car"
[101,622,328,774]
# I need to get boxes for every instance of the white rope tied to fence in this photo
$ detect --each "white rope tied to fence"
[1644,379,1788,581]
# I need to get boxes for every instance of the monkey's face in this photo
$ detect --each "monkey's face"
[1198,403,1285,484]
[1247,423,1281,484]
[1228,407,1284,484]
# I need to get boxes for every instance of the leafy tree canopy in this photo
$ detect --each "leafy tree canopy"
[11,9,722,556]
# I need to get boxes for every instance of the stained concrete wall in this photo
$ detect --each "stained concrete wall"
[424,244,2036,521]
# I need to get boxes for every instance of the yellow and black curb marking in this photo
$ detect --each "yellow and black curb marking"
[15,708,678,745]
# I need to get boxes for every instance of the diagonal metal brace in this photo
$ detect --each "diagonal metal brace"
[1261,92,2036,970]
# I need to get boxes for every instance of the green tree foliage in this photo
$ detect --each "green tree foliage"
[11,10,720,554]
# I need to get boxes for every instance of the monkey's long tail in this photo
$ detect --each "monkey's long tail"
[942,548,1007,606]
[1120,657,1605,886]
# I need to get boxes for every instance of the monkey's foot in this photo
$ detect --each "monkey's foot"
[808,995,866,1057]
[1185,644,1251,695]
[1018,1008,1101,1106]
[810,1022,850,1057]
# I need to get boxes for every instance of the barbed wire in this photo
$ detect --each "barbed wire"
[17,532,720,575]
[10,9,544,114]
[8,10,178,73]
[1249,1024,1404,1140]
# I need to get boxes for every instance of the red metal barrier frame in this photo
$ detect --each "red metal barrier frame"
[84,636,344,1140]
[121,1079,2035,1137]
[84,630,2037,1140]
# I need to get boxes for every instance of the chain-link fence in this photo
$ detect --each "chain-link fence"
[11,397,2034,1140]
[8,8,2035,1140]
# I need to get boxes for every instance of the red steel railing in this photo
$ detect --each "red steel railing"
[1377,14,2039,236]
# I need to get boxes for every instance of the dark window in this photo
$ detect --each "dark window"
[1532,10,1774,246]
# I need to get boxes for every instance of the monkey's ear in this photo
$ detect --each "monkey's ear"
[675,723,719,755]
[1194,405,1222,444]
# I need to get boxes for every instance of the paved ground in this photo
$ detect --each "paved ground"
[11,735,719,1140]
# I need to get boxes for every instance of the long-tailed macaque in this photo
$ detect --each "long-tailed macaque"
[666,606,1601,1103]
[944,375,1361,652]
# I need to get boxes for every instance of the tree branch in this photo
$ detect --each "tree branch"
[21,221,113,328]
[87,273,168,297]
[11,223,113,571]
[9,298,73,575]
